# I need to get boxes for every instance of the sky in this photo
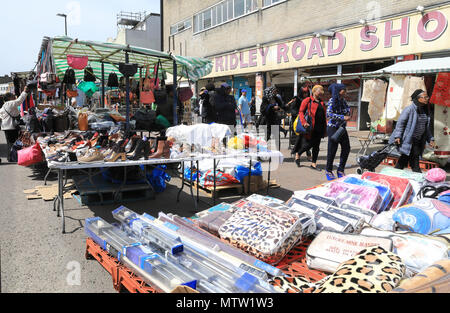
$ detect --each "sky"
[0,0,160,76]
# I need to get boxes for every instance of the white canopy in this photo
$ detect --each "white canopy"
[373,57,450,75]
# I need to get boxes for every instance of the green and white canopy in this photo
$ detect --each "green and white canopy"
[372,57,450,75]
[39,36,213,82]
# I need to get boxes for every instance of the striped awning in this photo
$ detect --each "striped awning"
[40,36,212,82]
[373,57,450,75]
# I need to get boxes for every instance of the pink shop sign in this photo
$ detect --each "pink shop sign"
[213,10,448,74]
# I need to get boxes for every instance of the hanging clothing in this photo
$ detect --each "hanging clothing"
[386,75,406,120]
[430,73,450,107]
[362,79,388,122]
[20,94,35,117]
[400,76,427,112]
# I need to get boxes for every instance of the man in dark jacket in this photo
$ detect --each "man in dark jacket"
[211,83,237,126]
[200,83,217,124]
[260,86,286,150]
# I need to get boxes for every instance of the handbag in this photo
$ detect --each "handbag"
[5,108,21,129]
[330,123,347,143]
[78,112,89,131]
[84,66,96,82]
[9,140,23,163]
[294,98,312,135]
[177,66,194,103]
[66,89,78,98]
[67,55,88,70]
[119,63,138,78]
[17,142,43,167]
[40,72,57,84]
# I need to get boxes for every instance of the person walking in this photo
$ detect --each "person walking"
[211,83,237,127]
[289,86,312,161]
[238,89,251,128]
[260,87,285,150]
[0,86,29,162]
[295,85,327,170]
[249,96,256,125]
[389,89,435,173]
[325,83,351,181]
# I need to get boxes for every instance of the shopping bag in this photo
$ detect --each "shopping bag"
[17,143,43,167]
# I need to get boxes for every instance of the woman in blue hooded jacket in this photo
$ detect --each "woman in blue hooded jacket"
[325,83,351,180]
[389,89,435,173]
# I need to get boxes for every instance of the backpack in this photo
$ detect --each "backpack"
[63,69,76,85]
[84,67,96,82]
[107,73,119,88]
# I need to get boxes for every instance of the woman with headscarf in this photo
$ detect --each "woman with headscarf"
[389,89,435,173]
[295,85,327,170]
[325,83,351,180]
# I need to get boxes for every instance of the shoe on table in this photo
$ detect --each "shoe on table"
[78,149,105,163]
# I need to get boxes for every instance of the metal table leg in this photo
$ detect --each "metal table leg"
[247,158,252,195]
[213,158,217,206]
[44,168,52,186]
[196,160,200,203]
[177,161,185,203]
[267,157,272,195]
[189,161,197,211]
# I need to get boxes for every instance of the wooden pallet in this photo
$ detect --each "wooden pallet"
[188,179,243,198]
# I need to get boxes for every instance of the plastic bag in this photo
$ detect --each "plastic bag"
[148,165,171,193]
[234,162,263,183]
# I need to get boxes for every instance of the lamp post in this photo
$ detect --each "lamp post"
[57,13,68,36]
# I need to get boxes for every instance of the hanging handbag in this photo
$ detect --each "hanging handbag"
[63,69,76,85]
[294,98,312,135]
[84,66,96,82]
[119,63,138,78]
[67,55,89,70]
[78,112,89,131]
[177,66,194,103]
[107,73,119,88]
[66,89,78,98]
[154,60,168,105]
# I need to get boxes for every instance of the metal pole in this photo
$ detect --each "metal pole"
[173,60,178,125]
[65,16,67,36]
[101,62,105,108]
[125,52,131,133]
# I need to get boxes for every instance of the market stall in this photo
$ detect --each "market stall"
[35,36,212,129]
[83,165,450,293]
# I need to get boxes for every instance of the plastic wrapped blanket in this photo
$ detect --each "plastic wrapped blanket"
[218,202,307,264]
[325,181,384,213]
[362,172,413,209]
[343,175,394,212]
[392,198,450,235]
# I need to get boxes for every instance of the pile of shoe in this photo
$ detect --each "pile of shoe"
[38,130,174,164]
